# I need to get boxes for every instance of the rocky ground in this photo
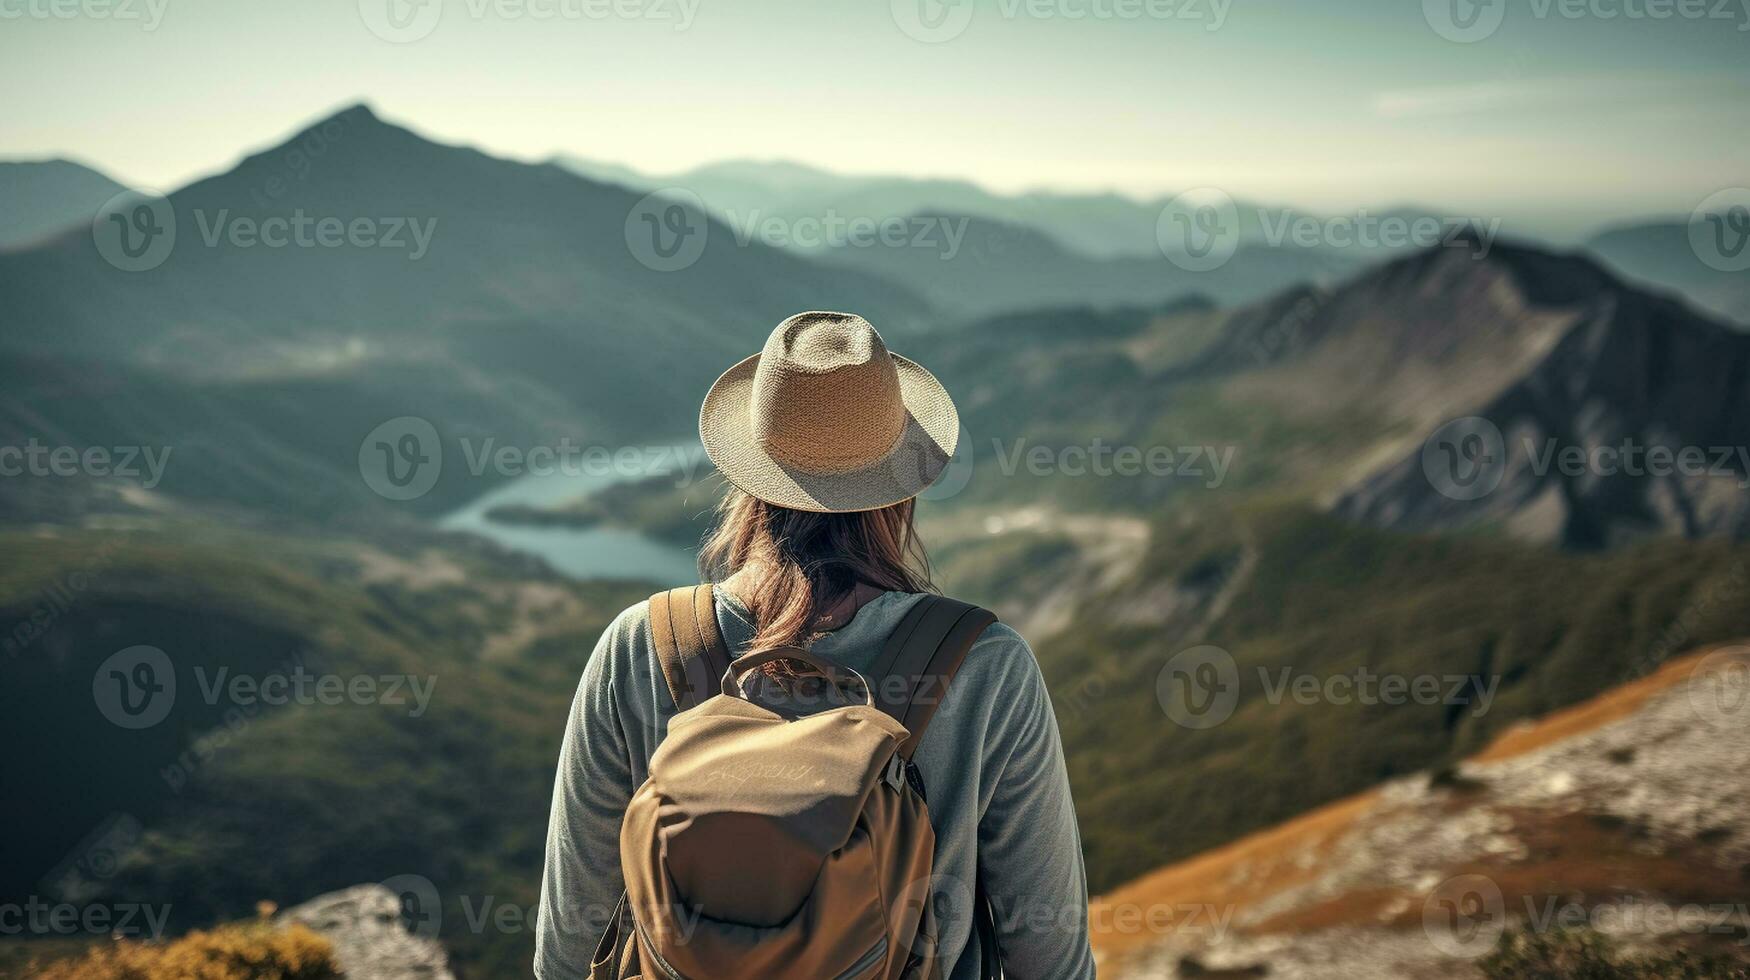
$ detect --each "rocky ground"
[1097,645,1750,979]
[282,885,454,980]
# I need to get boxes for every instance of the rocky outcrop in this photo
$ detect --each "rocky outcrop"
[281,884,454,980]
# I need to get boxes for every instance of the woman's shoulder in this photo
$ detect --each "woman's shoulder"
[954,614,1044,690]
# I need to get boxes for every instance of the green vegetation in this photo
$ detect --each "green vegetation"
[1041,503,1750,892]
[0,522,646,978]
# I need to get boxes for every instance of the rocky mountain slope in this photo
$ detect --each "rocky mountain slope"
[0,104,929,518]
[1094,644,1750,979]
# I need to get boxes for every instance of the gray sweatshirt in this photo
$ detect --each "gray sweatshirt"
[536,588,1097,980]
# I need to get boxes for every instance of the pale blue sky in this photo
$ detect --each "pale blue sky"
[3,0,1745,223]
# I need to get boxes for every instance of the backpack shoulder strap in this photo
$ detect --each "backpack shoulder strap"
[648,585,734,713]
[871,594,997,759]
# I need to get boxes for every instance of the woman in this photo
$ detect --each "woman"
[536,312,1096,979]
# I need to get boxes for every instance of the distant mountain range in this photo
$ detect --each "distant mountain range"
[0,105,928,517]
[1586,218,1750,327]
[0,159,127,251]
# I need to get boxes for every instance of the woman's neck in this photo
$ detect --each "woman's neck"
[721,566,884,633]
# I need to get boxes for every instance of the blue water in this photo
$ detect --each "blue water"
[439,442,703,586]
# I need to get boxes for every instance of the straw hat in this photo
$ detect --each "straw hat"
[700,311,960,513]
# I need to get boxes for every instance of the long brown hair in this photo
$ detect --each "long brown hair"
[698,488,934,652]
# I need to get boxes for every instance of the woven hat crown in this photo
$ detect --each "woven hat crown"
[750,312,907,476]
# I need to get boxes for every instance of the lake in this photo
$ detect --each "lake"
[439,442,703,585]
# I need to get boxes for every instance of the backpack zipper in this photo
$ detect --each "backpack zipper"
[830,936,890,980]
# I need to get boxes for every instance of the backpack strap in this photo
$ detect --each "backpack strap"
[648,585,734,713]
[874,595,1004,980]
[871,594,997,759]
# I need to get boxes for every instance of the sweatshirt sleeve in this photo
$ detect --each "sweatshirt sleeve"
[535,606,641,979]
[973,626,1098,980]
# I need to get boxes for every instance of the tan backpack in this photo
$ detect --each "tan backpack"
[591,585,1003,980]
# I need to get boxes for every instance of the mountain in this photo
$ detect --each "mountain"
[0,105,931,518]
[0,159,128,251]
[813,211,1366,317]
[1093,644,1750,979]
[1585,218,1750,327]
[1325,239,1750,546]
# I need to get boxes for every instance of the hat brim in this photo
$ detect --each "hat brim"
[699,351,960,513]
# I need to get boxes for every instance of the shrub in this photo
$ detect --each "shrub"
[1481,928,1750,980]
[29,921,338,980]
